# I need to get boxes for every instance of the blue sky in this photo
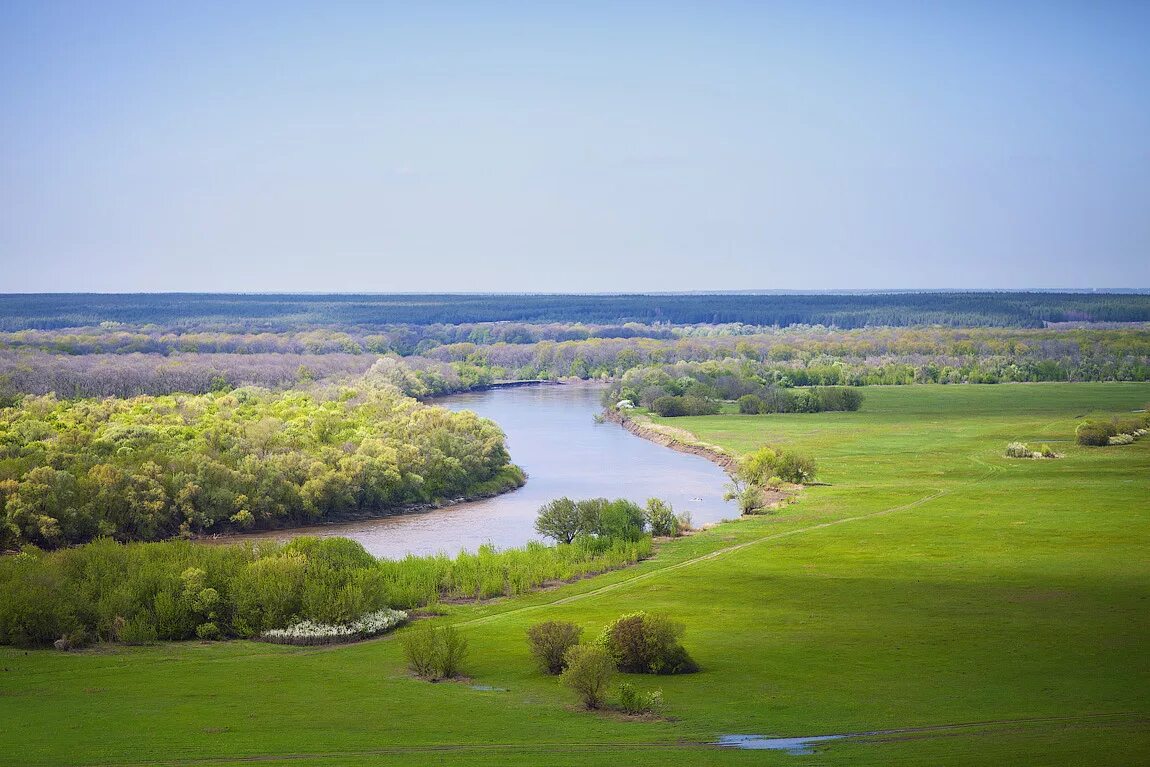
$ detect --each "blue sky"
[2,1,1148,292]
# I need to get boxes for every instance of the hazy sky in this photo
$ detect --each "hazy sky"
[2,1,1148,292]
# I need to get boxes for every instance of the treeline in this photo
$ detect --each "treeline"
[2,292,1148,331]
[604,361,864,416]
[0,383,521,549]
[0,322,674,356]
[0,351,375,400]
[0,534,652,647]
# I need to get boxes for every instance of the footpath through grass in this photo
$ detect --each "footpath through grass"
[2,383,1148,766]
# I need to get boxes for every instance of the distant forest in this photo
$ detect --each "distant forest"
[1,292,1148,330]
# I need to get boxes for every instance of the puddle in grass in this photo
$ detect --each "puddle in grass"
[716,735,845,754]
[470,684,508,692]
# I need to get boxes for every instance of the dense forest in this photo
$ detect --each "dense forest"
[1,292,1148,330]
[2,325,1148,399]
[0,383,521,549]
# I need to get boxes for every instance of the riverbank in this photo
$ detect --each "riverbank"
[602,408,800,510]
[601,408,738,471]
[197,465,526,542]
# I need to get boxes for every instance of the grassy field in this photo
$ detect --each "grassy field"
[2,383,1148,766]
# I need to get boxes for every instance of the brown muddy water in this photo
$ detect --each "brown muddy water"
[237,383,733,558]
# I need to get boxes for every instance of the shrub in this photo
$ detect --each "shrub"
[527,620,583,674]
[1039,444,1057,458]
[726,485,761,515]
[1109,433,1135,445]
[651,395,720,418]
[1005,442,1036,458]
[435,624,468,679]
[117,615,158,645]
[195,621,221,641]
[618,682,664,715]
[600,612,698,675]
[737,394,764,414]
[774,450,817,484]
[560,644,617,709]
[644,498,680,537]
[402,622,468,679]
[1077,421,1117,446]
[403,623,440,679]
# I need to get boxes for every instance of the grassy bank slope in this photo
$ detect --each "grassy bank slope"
[2,383,1148,766]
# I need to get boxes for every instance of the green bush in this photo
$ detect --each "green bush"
[1077,420,1118,446]
[651,395,720,417]
[737,394,764,414]
[644,498,680,537]
[527,620,584,674]
[402,623,468,679]
[402,623,439,679]
[560,644,617,710]
[618,682,664,715]
[600,612,698,675]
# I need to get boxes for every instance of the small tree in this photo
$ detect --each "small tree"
[560,644,616,709]
[527,620,583,674]
[534,498,582,544]
[644,498,679,537]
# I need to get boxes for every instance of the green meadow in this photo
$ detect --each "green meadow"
[2,383,1148,766]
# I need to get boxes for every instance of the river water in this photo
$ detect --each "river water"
[252,384,732,558]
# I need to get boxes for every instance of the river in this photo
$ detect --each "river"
[251,383,733,558]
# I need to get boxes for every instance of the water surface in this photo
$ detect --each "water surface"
[261,384,732,558]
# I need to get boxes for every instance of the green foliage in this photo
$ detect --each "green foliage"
[403,623,468,679]
[402,623,440,679]
[1076,414,1149,446]
[599,612,698,675]
[651,395,720,417]
[735,445,818,486]
[0,385,518,547]
[527,620,583,674]
[617,682,664,716]
[0,533,652,647]
[643,498,680,537]
[560,644,617,710]
[534,498,582,544]
[534,498,651,544]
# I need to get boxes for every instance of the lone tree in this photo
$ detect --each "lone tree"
[534,497,582,544]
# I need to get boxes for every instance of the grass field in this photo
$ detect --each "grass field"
[2,383,1148,766]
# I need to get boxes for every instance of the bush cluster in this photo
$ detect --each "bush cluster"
[0,532,653,648]
[1076,414,1150,446]
[599,612,699,675]
[1005,442,1058,459]
[737,386,862,415]
[537,612,692,712]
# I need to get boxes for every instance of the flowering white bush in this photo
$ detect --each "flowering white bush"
[1005,442,1036,458]
[1109,433,1135,445]
[260,609,408,645]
